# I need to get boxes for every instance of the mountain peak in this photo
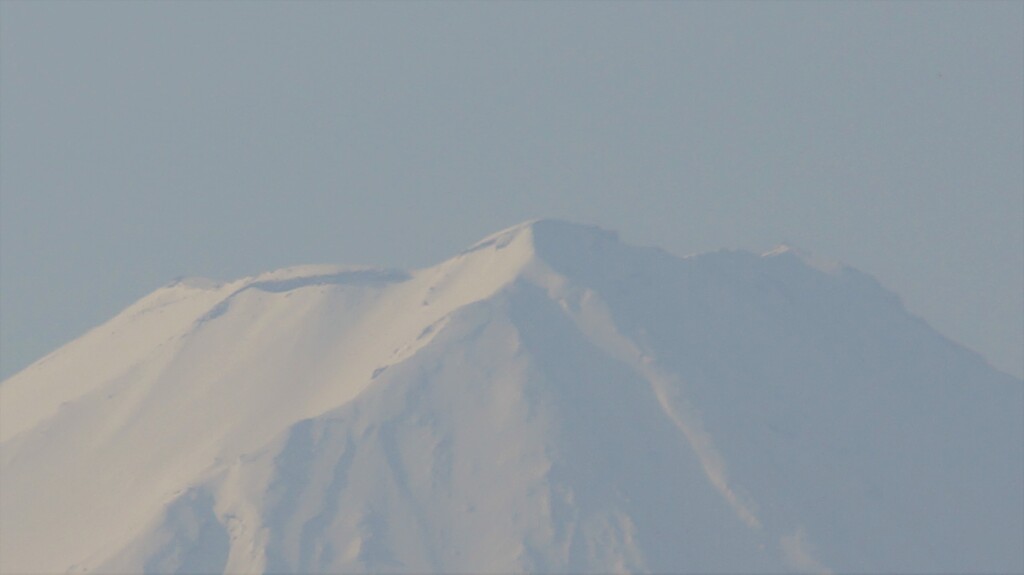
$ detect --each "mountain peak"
[447,218,632,292]
[4,220,1021,574]
[461,218,619,255]
[762,243,845,274]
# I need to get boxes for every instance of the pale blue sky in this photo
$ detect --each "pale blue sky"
[1,1,1021,379]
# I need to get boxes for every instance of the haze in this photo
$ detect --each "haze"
[1,1,1021,379]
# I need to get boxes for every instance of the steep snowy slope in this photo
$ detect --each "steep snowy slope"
[2,220,1021,574]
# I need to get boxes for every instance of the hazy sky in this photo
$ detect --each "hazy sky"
[1,1,1021,379]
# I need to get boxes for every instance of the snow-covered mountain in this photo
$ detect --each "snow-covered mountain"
[2,219,1021,574]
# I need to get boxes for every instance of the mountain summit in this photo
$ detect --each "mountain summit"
[2,220,1021,574]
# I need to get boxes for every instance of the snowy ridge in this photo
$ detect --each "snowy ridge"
[2,220,1021,574]
[761,243,844,274]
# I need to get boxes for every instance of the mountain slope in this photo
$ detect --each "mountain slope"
[2,219,1021,573]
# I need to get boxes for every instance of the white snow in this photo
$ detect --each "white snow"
[1,219,1021,574]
